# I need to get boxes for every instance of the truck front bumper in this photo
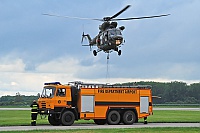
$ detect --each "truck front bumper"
[38,108,55,115]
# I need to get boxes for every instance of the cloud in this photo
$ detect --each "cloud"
[0,55,106,96]
[0,0,200,96]
[0,55,199,97]
[35,55,107,78]
[0,56,25,72]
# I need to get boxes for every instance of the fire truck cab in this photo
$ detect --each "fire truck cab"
[38,81,153,126]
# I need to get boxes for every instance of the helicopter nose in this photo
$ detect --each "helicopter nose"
[113,36,123,45]
[113,35,123,40]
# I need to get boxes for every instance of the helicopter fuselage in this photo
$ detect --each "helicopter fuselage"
[82,26,124,56]
[97,28,123,52]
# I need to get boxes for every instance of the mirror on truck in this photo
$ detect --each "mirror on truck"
[37,93,40,98]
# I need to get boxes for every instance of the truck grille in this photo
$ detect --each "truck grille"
[41,102,46,108]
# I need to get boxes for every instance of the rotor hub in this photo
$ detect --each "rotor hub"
[103,17,111,21]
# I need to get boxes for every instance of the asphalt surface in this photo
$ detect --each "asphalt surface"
[0,108,199,111]
[0,123,199,131]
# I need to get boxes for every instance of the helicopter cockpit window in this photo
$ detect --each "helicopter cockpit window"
[57,88,66,97]
[41,87,55,98]
[109,29,122,36]
[116,30,122,35]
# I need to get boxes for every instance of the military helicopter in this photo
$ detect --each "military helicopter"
[43,5,169,57]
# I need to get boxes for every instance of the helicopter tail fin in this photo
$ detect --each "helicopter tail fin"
[81,32,92,43]
[81,32,94,51]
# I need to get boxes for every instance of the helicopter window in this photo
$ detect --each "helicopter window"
[109,30,115,35]
[116,30,122,35]
[109,29,122,36]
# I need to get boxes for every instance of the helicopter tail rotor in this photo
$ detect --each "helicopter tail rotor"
[81,32,86,43]
[82,32,93,51]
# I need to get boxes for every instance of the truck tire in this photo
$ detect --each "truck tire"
[94,119,107,125]
[107,110,120,125]
[61,111,75,126]
[48,115,61,126]
[122,110,136,125]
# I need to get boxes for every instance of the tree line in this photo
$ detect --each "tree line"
[119,81,200,104]
[0,92,38,106]
[0,81,199,106]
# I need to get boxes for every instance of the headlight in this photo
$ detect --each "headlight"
[116,40,121,45]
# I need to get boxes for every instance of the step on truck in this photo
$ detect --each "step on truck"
[38,81,153,126]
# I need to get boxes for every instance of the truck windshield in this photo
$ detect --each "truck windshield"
[41,87,55,98]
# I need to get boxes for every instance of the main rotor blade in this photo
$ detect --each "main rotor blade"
[112,14,170,21]
[109,5,131,21]
[43,13,103,21]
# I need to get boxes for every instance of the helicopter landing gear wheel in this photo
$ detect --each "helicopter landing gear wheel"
[118,50,121,56]
[93,50,97,56]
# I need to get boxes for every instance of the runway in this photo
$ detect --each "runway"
[0,123,199,131]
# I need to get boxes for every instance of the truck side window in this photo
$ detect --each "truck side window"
[57,88,66,97]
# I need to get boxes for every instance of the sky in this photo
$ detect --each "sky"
[0,0,200,96]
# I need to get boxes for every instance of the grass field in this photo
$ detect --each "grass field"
[0,110,199,126]
[0,106,30,108]
[0,110,199,133]
[153,105,200,108]
[1,127,200,133]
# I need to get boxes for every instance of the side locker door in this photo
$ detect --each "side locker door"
[140,96,149,113]
[81,95,94,113]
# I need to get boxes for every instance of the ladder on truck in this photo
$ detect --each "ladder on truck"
[68,81,152,89]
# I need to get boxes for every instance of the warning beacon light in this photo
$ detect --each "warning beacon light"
[44,82,61,85]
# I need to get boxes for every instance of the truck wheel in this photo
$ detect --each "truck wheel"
[48,115,61,126]
[107,110,120,125]
[123,110,136,125]
[61,111,75,126]
[94,119,106,125]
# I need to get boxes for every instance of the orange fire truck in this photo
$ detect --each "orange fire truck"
[38,81,153,126]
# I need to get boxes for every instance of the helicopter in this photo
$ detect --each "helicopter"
[43,5,170,57]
